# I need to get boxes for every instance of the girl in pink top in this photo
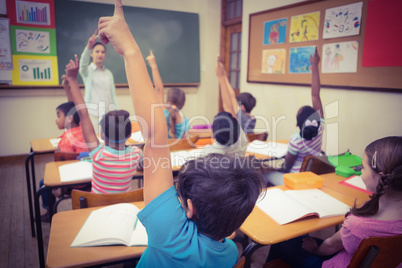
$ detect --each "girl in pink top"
[266,136,402,267]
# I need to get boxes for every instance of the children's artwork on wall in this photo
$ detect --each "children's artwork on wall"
[289,46,315,74]
[0,18,13,71]
[262,49,286,74]
[323,2,363,39]
[289,12,320,43]
[322,41,358,73]
[11,54,59,85]
[263,18,287,45]
[10,26,56,55]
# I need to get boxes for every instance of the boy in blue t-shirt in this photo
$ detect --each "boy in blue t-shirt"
[98,1,265,267]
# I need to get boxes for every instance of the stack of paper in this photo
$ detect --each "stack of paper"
[247,140,288,158]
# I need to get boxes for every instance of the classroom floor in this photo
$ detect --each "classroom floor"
[0,154,335,268]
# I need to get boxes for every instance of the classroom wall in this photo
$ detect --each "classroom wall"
[0,0,221,157]
[242,0,402,157]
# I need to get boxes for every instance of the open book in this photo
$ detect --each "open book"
[246,140,288,158]
[59,161,92,183]
[257,188,350,225]
[71,203,148,247]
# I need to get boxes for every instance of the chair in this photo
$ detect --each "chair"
[54,151,80,161]
[299,154,335,175]
[233,256,246,268]
[246,132,268,143]
[71,188,144,209]
[348,234,402,268]
[168,135,199,151]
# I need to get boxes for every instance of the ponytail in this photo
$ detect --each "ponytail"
[168,105,178,138]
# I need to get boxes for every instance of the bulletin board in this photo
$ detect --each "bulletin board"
[247,0,402,92]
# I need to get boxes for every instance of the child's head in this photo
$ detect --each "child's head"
[351,136,402,216]
[212,111,240,146]
[176,154,265,240]
[55,102,80,130]
[236,93,256,113]
[90,42,106,66]
[166,88,186,138]
[99,110,131,144]
[296,105,321,140]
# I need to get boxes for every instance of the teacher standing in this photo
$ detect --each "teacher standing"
[79,29,118,134]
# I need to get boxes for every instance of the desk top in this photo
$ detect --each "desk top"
[46,201,146,268]
[43,160,143,187]
[240,173,370,245]
[30,138,58,153]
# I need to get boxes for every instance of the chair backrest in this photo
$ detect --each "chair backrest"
[233,256,246,268]
[168,135,199,151]
[71,188,144,209]
[246,132,268,143]
[348,234,402,268]
[54,151,80,161]
[300,154,335,175]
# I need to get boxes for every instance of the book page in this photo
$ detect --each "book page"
[341,175,370,193]
[256,188,316,225]
[129,219,148,246]
[71,203,139,247]
[247,141,288,158]
[59,161,92,182]
[170,149,206,168]
[285,189,350,218]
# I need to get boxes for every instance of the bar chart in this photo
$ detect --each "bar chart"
[16,1,50,26]
[18,58,52,81]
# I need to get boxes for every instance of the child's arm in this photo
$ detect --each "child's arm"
[98,0,173,205]
[216,56,239,118]
[302,230,343,256]
[310,47,323,118]
[65,55,100,152]
[61,74,73,102]
[146,50,165,105]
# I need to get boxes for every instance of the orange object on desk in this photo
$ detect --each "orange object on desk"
[284,171,323,190]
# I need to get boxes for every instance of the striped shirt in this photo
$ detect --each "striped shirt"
[288,118,325,173]
[89,145,142,194]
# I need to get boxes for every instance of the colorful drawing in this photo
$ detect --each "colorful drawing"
[322,41,358,73]
[0,18,13,71]
[290,12,320,43]
[11,54,59,85]
[16,29,50,53]
[323,2,363,39]
[263,18,287,45]
[289,46,316,74]
[10,26,57,56]
[262,49,286,74]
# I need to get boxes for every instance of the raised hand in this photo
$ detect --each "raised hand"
[87,29,98,49]
[310,46,320,66]
[216,55,226,78]
[146,50,157,68]
[65,54,80,79]
[61,74,68,87]
[98,0,136,56]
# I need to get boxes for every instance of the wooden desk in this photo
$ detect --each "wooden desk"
[46,202,146,268]
[240,174,370,268]
[26,138,58,237]
[34,160,144,268]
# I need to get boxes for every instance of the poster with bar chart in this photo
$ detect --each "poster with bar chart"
[16,1,50,26]
[11,54,58,85]
[6,0,55,28]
